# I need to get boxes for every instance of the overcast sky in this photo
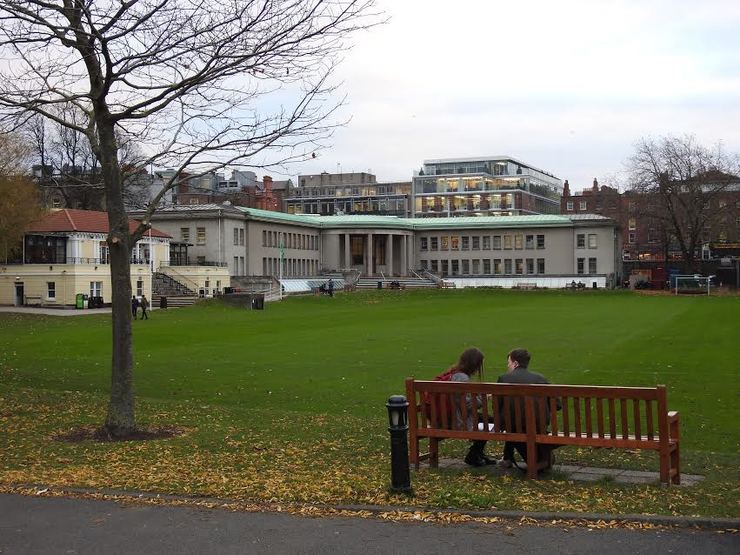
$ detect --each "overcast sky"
[286,0,740,191]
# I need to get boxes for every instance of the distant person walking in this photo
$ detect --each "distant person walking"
[140,295,150,320]
[327,278,334,298]
[131,296,139,320]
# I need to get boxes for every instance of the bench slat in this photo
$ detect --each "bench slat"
[646,400,654,441]
[620,398,629,439]
[633,398,642,441]
[584,397,593,438]
[596,397,605,438]
[550,397,558,436]
[562,396,570,437]
[573,397,582,438]
[608,398,616,438]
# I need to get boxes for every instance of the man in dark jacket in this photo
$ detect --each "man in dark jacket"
[496,349,559,470]
[131,296,139,320]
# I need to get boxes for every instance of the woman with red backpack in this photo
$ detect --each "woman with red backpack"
[437,347,496,467]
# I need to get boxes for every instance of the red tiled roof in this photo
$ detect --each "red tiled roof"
[27,209,171,238]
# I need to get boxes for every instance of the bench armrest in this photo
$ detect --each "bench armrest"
[667,410,679,423]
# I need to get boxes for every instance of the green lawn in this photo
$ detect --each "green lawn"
[1,289,739,517]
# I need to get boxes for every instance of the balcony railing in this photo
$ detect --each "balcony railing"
[165,260,227,267]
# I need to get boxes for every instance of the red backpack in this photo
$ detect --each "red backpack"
[422,369,457,425]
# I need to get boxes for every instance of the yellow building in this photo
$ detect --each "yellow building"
[1,209,230,307]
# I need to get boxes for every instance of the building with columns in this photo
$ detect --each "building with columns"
[137,205,620,287]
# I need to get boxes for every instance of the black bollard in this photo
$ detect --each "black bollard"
[386,395,412,493]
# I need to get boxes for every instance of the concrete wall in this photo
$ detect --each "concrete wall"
[245,220,320,277]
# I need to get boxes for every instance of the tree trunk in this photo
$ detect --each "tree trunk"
[96,119,136,436]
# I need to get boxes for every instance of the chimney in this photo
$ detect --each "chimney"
[262,175,273,192]
[592,177,599,192]
[563,179,570,197]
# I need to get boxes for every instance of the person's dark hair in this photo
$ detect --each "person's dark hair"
[449,347,485,378]
[508,348,531,369]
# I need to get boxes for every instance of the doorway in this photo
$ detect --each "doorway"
[14,283,24,306]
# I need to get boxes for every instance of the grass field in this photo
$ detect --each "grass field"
[1,289,739,517]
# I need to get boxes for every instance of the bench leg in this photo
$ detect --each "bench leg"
[671,444,680,485]
[409,433,419,470]
[429,438,439,468]
[659,450,670,485]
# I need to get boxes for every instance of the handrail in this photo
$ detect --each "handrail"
[421,269,444,286]
[158,266,199,293]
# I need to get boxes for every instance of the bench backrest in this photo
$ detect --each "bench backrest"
[406,378,670,446]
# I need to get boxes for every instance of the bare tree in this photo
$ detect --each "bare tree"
[0,132,44,262]
[628,135,739,270]
[0,0,380,437]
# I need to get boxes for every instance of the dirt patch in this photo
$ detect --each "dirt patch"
[52,425,185,443]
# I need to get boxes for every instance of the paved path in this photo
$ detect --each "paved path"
[0,307,161,317]
[1,494,736,554]
[438,458,704,486]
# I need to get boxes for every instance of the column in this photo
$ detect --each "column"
[366,233,373,276]
[344,233,351,268]
[401,235,408,276]
[387,233,394,276]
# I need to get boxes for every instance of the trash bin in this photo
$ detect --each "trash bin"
[75,293,85,309]
[592,282,598,289]
[252,294,265,310]
[160,296,168,309]
[377,281,383,289]
[82,294,89,309]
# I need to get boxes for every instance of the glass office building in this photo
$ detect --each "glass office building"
[412,156,562,218]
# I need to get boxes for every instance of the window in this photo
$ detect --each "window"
[536,234,545,249]
[493,235,502,249]
[180,227,190,241]
[515,259,523,274]
[526,259,534,274]
[525,235,534,249]
[430,237,438,251]
[628,232,636,244]
[451,259,459,275]
[461,259,470,274]
[262,230,267,246]
[431,260,439,273]
[588,257,597,274]
[441,260,449,276]
[90,281,102,297]
[577,258,585,274]
[482,236,490,250]
[461,236,469,250]
[234,228,239,245]
[46,281,56,300]
[196,227,206,245]
[537,258,545,274]
[503,235,512,249]
[136,279,143,296]
[576,234,586,248]
[441,236,449,251]
[628,218,636,231]
[420,260,428,270]
[494,259,502,274]
[588,234,598,249]
[515,235,523,249]
[351,236,364,265]
[239,229,245,246]
[566,201,573,211]
[420,237,428,251]
[472,259,480,274]
[579,201,587,211]
[197,255,206,264]
[504,259,512,274]
[234,256,239,273]
[451,236,460,250]
[472,236,480,250]
[483,259,491,274]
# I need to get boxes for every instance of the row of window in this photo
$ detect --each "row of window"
[262,257,318,277]
[420,258,547,276]
[45,281,103,300]
[262,230,319,250]
[576,233,599,249]
[420,234,546,252]
[577,258,599,274]
[180,227,206,245]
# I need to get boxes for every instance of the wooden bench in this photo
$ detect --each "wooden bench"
[405,379,681,485]
[516,282,537,290]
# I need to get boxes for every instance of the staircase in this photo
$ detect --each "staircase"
[355,276,437,290]
[153,272,198,308]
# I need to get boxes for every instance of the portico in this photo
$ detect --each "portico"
[335,230,413,276]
